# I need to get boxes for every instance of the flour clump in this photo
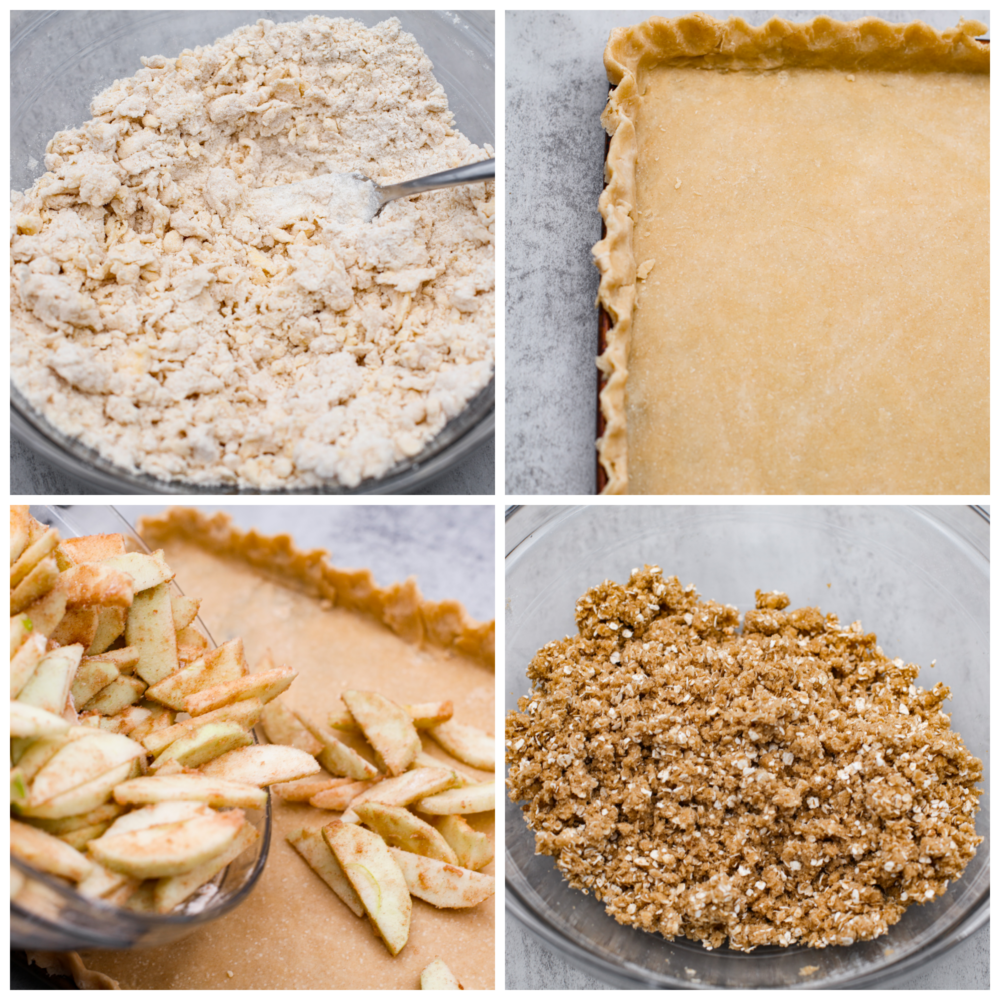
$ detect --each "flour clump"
[10,16,494,489]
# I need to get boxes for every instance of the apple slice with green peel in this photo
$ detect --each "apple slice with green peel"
[420,958,462,989]
[11,504,31,563]
[50,607,99,649]
[113,774,267,810]
[170,594,201,632]
[296,713,379,780]
[70,657,119,708]
[82,675,146,716]
[88,808,245,879]
[87,606,127,655]
[11,818,93,882]
[273,776,354,803]
[185,665,295,717]
[198,744,320,786]
[261,698,323,755]
[287,826,364,917]
[11,555,59,614]
[145,637,247,708]
[17,644,83,716]
[353,801,458,865]
[11,770,28,808]
[434,815,493,871]
[150,721,253,772]
[324,821,411,956]
[18,759,139,819]
[99,550,174,592]
[426,720,495,772]
[28,730,146,808]
[342,690,420,776]
[126,582,178,686]
[414,781,494,816]
[11,612,35,657]
[388,848,496,908]
[10,701,71,739]
[341,768,459,824]
[309,780,377,811]
[153,819,259,913]
[142,699,263,756]
[57,532,125,566]
[18,584,68,640]
[10,632,47,698]
[60,562,134,610]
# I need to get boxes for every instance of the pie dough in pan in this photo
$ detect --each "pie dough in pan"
[593,14,989,495]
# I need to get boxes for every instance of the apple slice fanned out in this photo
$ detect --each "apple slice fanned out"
[342,690,420,776]
[126,582,179,686]
[426,720,495,772]
[16,643,83,716]
[296,713,379,781]
[353,801,458,865]
[198,744,320,787]
[414,782,495,816]
[11,819,93,882]
[261,698,323,755]
[287,826,364,917]
[10,701,71,741]
[274,776,355,803]
[324,821,411,956]
[435,815,494,871]
[388,848,496,908]
[145,638,247,709]
[309,780,377,811]
[420,958,462,990]
[142,699,263,756]
[113,774,266,810]
[99,550,174,593]
[87,808,245,879]
[341,768,460,824]
[149,722,252,772]
[60,563,134,610]
[185,665,295,717]
[153,819,259,914]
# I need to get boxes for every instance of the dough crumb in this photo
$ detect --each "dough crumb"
[505,566,983,952]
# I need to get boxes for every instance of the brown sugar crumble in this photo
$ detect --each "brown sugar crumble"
[505,566,983,952]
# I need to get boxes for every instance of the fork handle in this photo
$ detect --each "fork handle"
[376,158,495,210]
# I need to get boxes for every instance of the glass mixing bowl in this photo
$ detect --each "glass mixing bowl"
[505,505,989,988]
[10,11,494,494]
[11,506,271,951]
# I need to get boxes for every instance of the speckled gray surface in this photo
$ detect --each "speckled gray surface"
[504,10,990,496]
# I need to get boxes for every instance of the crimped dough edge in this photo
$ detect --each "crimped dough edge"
[591,13,989,495]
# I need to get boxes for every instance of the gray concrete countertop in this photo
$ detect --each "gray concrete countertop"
[504,10,989,496]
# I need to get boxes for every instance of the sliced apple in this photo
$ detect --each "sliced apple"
[142,699,263,756]
[341,768,460,824]
[426,720,495,772]
[76,862,137,900]
[58,820,112,851]
[18,759,139,819]
[58,532,125,565]
[287,826,364,917]
[102,800,213,838]
[153,819,259,913]
[100,550,174,592]
[83,645,141,672]
[97,703,153,736]
[273,776,354,803]
[18,583,68,639]
[342,690,420,776]
[88,808,245,879]
[310,780,377,811]
[27,801,125,836]
[126,581,178,685]
[199,744,320,786]
[354,801,458,865]
[11,554,60,614]
[324,820,411,956]
[11,612,34,657]
[171,594,201,631]
[28,730,146,808]
[415,782,494,816]
[185,665,295,717]
[87,606,127,655]
[11,504,31,564]
[82,675,146,716]
[150,721,253,772]
[113,774,267,810]
[420,958,462,990]
[145,637,247,709]
[434,815,493,871]
[17,644,84,716]
[60,562,134,610]
[388,848,496,908]
[329,700,453,733]
[11,818,93,882]
[125,702,175,743]
[296,713,379,780]
[10,632,47,698]
[10,701,71,739]
[261,698,323,755]
[70,657,120,708]
[49,607,99,650]
[10,526,59,588]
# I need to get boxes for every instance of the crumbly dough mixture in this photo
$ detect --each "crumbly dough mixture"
[505,567,983,951]
[11,17,494,489]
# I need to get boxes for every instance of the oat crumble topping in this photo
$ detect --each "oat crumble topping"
[505,566,983,951]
